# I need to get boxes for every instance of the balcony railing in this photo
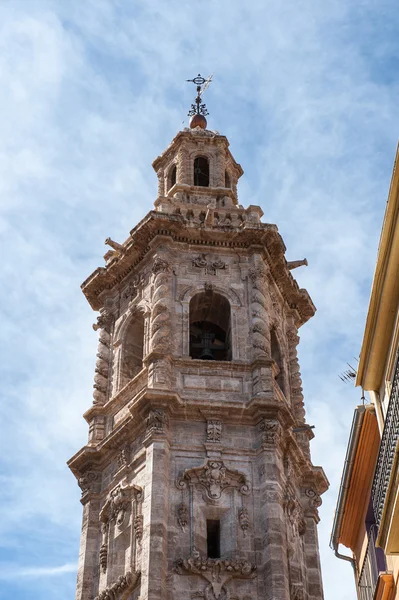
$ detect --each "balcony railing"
[358,526,386,600]
[371,351,399,528]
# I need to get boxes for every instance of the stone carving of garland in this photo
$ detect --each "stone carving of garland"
[150,257,171,353]
[94,571,140,600]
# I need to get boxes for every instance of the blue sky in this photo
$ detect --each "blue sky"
[1,1,399,599]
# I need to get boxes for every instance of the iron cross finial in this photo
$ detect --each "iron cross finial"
[186,73,213,117]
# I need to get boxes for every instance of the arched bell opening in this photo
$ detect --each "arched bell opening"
[189,292,231,361]
[120,313,145,387]
[225,170,231,188]
[271,327,285,395]
[194,156,210,187]
[168,164,176,190]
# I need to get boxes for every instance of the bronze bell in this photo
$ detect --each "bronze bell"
[199,331,216,360]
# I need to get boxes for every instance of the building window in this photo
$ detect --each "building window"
[207,520,221,558]
[168,164,176,190]
[225,170,231,188]
[189,291,231,361]
[194,156,210,187]
[120,313,145,386]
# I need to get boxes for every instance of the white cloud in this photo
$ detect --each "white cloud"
[1,0,398,598]
[0,563,77,580]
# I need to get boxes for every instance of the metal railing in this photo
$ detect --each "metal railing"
[358,526,385,600]
[371,351,399,527]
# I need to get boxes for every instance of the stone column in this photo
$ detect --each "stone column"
[257,418,290,600]
[286,317,306,424]
[140,411,170,600]
[92,315,113,406]
[302,489,324,600]
[75,473,101,600]
[177,145,190,186]
[249,264,273,397]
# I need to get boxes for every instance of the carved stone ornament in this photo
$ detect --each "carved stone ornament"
[174,551,256,599]
[305,488,322,509]
[93,311,115,333]
[239,507,250,537]
[177,502,189,531]
[192,254,227,275]
[134,514,143,541]
[291,583,305,600]
[177,460,250,501]
[206,420,222,443]
[258,418,281,448]
[99,542,108,573]
[94,571,140,600]
[100,483,143,530]
[116,444,130,470]
[248,266,268,284]
[77,470,100,496]
[146,408,167,436]
[284,494,305,538]
[152,256,170,275]
[99,522,108,573]
[204,582,229,600]
[123,274,144,300]
[204,282,214,293]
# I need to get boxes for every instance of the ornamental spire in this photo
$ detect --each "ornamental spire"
[186,73,213,129]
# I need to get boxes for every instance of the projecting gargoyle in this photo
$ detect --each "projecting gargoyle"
[287,258,308,270]
[104,237,124,252]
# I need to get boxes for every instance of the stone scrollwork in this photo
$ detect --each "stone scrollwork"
[123,273,144,301]
[192,254,227,275]
[305,488,322,509]
[94,571,140,600]
[78,470,100,497]
[177,460,250,501]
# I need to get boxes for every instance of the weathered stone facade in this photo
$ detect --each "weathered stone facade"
[68,124,328,600]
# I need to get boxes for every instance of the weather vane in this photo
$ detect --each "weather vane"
[186,73,213,129]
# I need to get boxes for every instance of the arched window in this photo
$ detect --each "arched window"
[271,328,284,394]
[168,164,176,190]
[120,313,145,387]
[225,170,231,188]
[189,291,231,361]
[194,156,210,187]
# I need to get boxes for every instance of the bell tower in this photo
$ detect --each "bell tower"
[68,77,329,600]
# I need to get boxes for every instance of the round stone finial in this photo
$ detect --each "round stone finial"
[189,114,207,129]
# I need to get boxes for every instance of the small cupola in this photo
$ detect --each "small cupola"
[152,75,243,209]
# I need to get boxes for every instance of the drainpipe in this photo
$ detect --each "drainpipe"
[330,406,372,575]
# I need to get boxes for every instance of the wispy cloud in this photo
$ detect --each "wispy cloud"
[0,563,77,581]
[1,1,398,599]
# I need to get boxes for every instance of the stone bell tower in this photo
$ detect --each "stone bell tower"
[68,76,329,600]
